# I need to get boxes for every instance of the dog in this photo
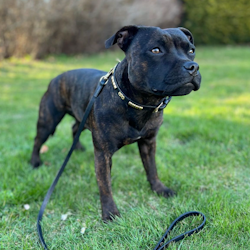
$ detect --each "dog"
[30,25,201,221]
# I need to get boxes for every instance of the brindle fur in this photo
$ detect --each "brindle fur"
[30,25,201,221]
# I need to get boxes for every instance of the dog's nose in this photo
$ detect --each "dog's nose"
[183,62,199,76]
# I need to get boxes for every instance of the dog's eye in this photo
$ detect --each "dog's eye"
[189,48,195,54]
[151,48,161,54]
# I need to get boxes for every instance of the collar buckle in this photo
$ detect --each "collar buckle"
[154,102,164,113]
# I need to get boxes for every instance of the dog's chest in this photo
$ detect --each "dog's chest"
[121,120,160,146]
[122,132,142,145]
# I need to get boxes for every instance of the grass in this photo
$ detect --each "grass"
[0,46,250,249]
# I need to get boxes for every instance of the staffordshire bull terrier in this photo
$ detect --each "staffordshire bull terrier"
[30,25,201,221]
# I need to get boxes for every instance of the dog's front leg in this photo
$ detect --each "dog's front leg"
[94,147,120,221]
[138,137,176,197]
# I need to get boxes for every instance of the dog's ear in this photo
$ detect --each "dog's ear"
[105,25,139,51]
[178,27,194,44]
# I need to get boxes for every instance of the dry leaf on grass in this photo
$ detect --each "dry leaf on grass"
[80,227,86,234]
[40,145,49,154]
[61,212,72,221]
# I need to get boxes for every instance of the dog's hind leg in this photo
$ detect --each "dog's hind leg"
[72,121,85,151]
[30,93,65,168]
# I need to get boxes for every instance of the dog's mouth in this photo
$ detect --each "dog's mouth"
[152,81,200,96]
[151,88,166,95]
[184,82,200,91]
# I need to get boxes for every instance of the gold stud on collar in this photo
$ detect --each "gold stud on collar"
[118,91,125,100]
[128,101,143,110]
[111,76,117,89]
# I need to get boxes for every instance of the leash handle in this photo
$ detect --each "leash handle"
[154,211,206,250]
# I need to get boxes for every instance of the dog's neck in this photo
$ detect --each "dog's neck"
[115,59,165,107]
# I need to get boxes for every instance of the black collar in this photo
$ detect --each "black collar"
[106,64,172,113]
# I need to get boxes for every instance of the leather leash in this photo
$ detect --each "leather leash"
[37,66,206,249]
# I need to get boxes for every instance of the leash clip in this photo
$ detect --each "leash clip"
[103,66,116,81]
[99,63,119,86]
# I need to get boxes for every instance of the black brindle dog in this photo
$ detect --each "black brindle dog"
[30,25,201,221]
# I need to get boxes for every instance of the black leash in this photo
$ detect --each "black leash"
[37,66,206,249]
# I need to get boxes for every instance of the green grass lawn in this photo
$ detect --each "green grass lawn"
[0,47,250,249]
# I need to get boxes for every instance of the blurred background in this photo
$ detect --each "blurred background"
[1,1,250,248]
[0,0,249,59]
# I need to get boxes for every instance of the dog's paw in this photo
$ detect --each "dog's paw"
[152,180,176,198]
[30,157,43,168]
[102,203,120,222]
[102,211,120,223]
[157,187,176,198]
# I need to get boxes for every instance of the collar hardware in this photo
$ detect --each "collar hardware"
[118,91,125,100]
[154,102,164,113]
[111,76,117,89]
[128,101,144,110]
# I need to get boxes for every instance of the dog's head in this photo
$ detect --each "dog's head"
[105,25,201,97]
